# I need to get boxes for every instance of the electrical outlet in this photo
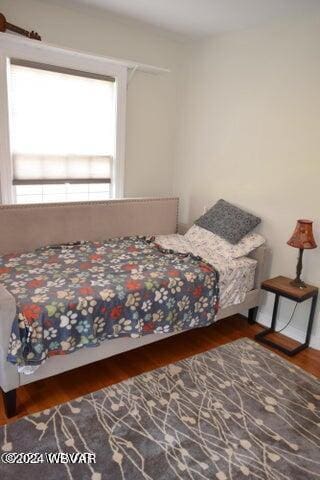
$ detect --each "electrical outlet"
[203,206,208,214]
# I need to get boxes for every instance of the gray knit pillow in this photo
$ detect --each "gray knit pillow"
[195,199,261,244]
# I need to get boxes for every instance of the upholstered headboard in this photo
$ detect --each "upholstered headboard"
[0,197,179,254]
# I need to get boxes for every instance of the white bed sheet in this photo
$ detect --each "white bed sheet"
[154,234,257,309]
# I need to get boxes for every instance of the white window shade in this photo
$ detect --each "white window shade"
[13,154,112,184]
[9,64,116,185]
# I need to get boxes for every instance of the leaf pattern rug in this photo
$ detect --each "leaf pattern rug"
[1,338,319,479]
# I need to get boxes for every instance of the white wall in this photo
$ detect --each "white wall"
[175,10,320,346]
[0,0,186,197]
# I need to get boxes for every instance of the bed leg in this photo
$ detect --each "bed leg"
[248,307,258,325]
[1,388,17,418]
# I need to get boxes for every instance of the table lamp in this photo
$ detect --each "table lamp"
[287,219,317,288]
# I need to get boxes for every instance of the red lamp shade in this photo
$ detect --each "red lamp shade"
[287,219,317,250]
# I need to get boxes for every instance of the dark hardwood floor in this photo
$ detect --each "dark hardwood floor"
[1,314,319,426]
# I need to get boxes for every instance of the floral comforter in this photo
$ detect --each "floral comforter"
[0,237,219,367]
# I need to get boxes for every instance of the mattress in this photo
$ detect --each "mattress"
[212,255,256,308]
[1,235,255,376]
[155,234,257,309]
[1,237,219,373]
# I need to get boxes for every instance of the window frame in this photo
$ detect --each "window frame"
[0,35,127,204]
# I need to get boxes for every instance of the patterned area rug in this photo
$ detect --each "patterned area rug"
[1,338,319,479]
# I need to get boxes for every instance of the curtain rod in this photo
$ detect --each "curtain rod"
[0,32,170,75]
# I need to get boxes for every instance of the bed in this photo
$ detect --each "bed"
[0,197,268,417]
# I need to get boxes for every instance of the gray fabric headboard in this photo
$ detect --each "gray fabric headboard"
[0,197,179,254]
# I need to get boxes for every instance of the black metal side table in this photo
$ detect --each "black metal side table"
[255,275,318,356]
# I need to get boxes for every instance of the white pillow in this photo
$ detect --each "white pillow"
[185,225,265,259]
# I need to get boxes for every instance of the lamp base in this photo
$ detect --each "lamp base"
[291,248,306,289]
[290,278,307,289]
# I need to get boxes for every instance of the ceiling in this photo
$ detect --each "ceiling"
[44,0,319,38]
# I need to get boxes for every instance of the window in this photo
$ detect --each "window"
[0,37,127,204]
[9,63,116,203]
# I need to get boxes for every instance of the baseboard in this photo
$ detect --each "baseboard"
[257,312,320,350]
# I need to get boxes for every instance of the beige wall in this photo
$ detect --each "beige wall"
[175,10,320,346]
[0,0,185,197]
